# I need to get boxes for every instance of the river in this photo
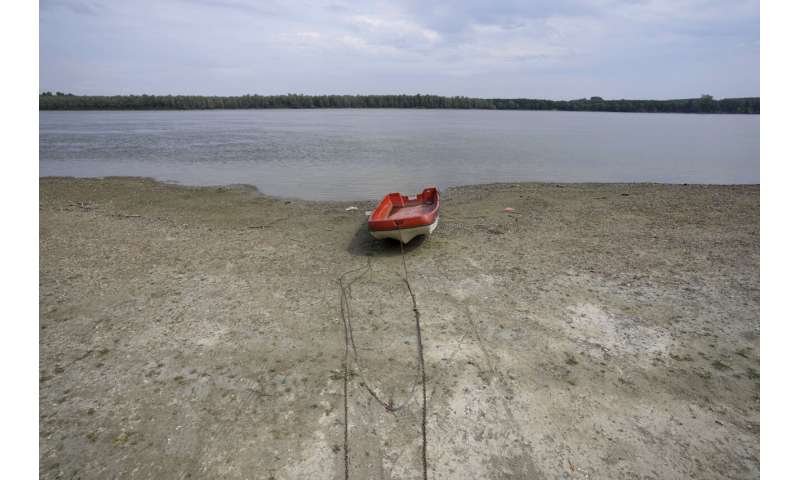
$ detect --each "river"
[40,109,759,200]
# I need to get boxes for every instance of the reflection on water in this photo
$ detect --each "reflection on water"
[40,109,759,201]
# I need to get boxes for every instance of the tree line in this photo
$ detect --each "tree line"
[39,92,759,114]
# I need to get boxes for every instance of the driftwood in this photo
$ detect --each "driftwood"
[247,217,288,229]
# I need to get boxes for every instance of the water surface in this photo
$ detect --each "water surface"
[40,109,759,200]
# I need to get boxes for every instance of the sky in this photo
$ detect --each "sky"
[39,0,760,99]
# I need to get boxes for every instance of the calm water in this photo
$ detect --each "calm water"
[40,109,759,200]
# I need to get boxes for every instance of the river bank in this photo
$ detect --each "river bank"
[39,177,759,479]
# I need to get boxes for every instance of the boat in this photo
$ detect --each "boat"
[368,187,440,244]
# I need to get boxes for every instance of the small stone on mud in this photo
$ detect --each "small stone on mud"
[565,354,579,366]
[711,360,731,371]
[112,432,130,446]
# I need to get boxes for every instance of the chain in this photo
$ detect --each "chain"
[339,241,429,480]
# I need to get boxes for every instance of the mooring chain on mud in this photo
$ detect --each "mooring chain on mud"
[401,240,429,480]
[337,261,374,480]
[341,260,422,413]
[339,278,350,480]
[338,243,429,480]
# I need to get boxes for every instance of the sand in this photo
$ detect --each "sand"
[39,177,759,479]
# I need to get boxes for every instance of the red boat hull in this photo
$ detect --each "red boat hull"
[368,187,440,236]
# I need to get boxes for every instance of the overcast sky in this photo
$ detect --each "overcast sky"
[39,0,760,99]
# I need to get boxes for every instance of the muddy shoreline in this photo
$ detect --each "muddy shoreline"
[40,177,759,479]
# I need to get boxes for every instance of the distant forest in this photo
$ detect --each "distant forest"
[39,92,759,114]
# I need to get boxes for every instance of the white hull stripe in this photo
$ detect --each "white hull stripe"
[369,217,439,244]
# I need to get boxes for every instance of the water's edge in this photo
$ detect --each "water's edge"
[39,175,760,203]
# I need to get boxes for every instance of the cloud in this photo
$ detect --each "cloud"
[177,0,280,17]
[40,0,104,15]
[349,14,441,46]
[39,0,759,98]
